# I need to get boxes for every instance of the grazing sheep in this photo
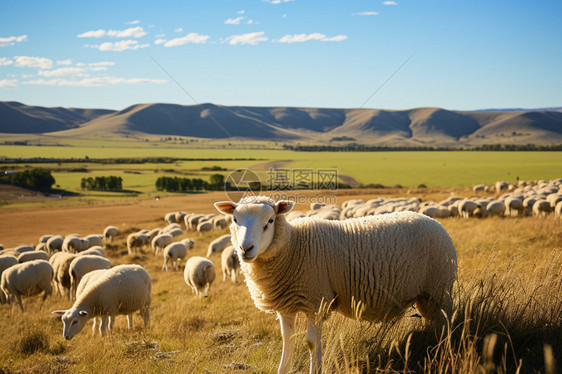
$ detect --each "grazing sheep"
[504,196,524,217]
[127,232,150,255]
[75,269,110,336]
[197,221,213,234]
[215,196,457,374]
[46,235,64,254]
[151,233,173,256]
[166,228,184,237]
[85,234,103,248]
[181,238,195,250]
[0,255,19,304]
[484,200,505,218]
[69,255,112,299]
[162,242,188,272]
[15,245,34,254]
[78,246,105,257]
[187,214,204,231]
[206,234,231,258]
[62,235,88,253]
[103,226,119,243]
[420,205,451,219]
[184,256,216,297]
[165,212,178,224]
[1,259,53,312]
[212,215,229,230]
[49,252,76,298]
[533,199,551,217]
[472,184,486,193]
[555,201,562,218]
[18,250,49,263]
[39,235,53,244]
[458,199,481,218]
[52,264,151,340]
[221,246,240,283]
[35,242,47,252]
[523,197,538,216]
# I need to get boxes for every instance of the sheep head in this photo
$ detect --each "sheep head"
[52,309,90,340]
[214,197,294,263]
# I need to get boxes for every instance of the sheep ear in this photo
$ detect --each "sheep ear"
[275,200,295,215]
[52,310,66,317]
[214,201,237,215]
[79,310,88,317]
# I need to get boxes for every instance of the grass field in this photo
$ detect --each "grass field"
[0,191,560,373]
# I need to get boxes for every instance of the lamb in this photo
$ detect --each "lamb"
[184,256,216,297]
[1,259,54,312]
[215,196,457,374]
[151,233,173,256]
[69,255,112,299]
[18,250,50,263]
[49,252,76,298]
[221,246,240,283]
[206,234,231,258]
[103,225,119,243]
[52,264,151,340]
[162,242,188,272]
[0,255,19,304]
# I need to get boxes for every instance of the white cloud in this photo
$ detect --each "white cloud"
[89,40,150,51]
[224,31,267,45]
[174,28,183,33]
[126,20,141,24]
[156,33,165,38]
[14,56,53,69]
[225,16,244,25]
[88,61,115,66]
[88,66,108,72]
[282,14,287,18]
[163,33,210,47]
[77,26,147,38]
[38,67,87,77]
[23,76,167,87]
[0,57,13,66]
[267,0,294,3]
[247,19,257,25]
[154,39,167,45]
[56,59,73,65]
[0,79,17,87]
[237,10,245,14]
[0,35,27,47]
[276,33,347,43]
[383,1,397,5]
[353,11,379,16]
[76,62,86,67]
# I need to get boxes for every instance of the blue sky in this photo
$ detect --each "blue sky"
[1,0,561,111]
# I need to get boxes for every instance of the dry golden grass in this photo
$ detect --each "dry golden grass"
[0,208,560,373]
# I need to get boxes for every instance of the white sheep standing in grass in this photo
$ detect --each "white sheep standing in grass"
[221,246,240,283]
[215,196,457,374]
[127,232,150,255]
[74,268,110,336]
[69,255,112,299]
[1,259,54,312]
[103,225,119,243]
[151,233,173,256]
[206,234,231,258]
[49,252,76,298]
[52,264,151,340]
[18,250,50,263]
[197,221,213,234]
[78,246,105,257]
[184,256,216,297]
[162,242,188,272]
[0,255,19,304]
[46,235,64,254]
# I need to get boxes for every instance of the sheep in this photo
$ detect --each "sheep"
[181,238,195,250]
[458,199,481,218]
[555,201,562,218]
[85,234,103,248]
[165,212,178,224]
[75,269,110,336]
[197,221,213,234]
[162,242,188,272]
[151,233,173,256]
[484,200,505,217]
[419,205,450,219]
[184,256,216,297]
[504,196,524,217]
[78,246,105,257]
[69,255,112,299]
[206,234,232,258]
[472,184,486,193]
[15,245,34,254]
[49,252,76,298]
[0,255,19,304]
[221,246,240,283]
[533,199,551,217]
[35,242,47,252]
[215,196,457,374]
[187,214,204,231]
[127,232,150,255]
[103,226,119,243]
[18,250,49,263]
[52,264,151,339]
[166,227,184,237]
[62,235,88,253]
[212,215,229,230]
[39,235,52,244]
[46,235,64,254]
[1,259,54,312]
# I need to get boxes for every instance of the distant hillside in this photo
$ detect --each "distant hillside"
[1,101,561,147]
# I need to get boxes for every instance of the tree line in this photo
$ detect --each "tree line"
[155,174,225,192]
[81,176,123,191]
[283,143,562,152]
[0,168,55,190]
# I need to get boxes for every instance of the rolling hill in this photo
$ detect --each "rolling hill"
[1,101,561,147]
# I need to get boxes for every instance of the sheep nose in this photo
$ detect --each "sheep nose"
[241,244,254,253]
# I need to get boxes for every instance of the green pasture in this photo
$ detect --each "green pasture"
[1,142,561,198]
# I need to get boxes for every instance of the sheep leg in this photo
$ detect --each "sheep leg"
[277,313,297,374]
[100,316,110,336]
[15,294,24,312]
[126,314,133,329]
[92,317,99,336]
[231,270,237,283]
[306,316,322,374]
[162,258,167,272]
[223,270,227,282]
[141,306,150,328]
[108,315,115,332]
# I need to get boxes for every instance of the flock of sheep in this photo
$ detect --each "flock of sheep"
[0,178,559,372]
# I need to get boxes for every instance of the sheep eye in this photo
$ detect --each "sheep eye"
[233,217,237,224]
[268,218,274,224]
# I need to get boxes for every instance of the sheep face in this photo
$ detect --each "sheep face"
[52,309,90,340]
[215,199,294,263]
